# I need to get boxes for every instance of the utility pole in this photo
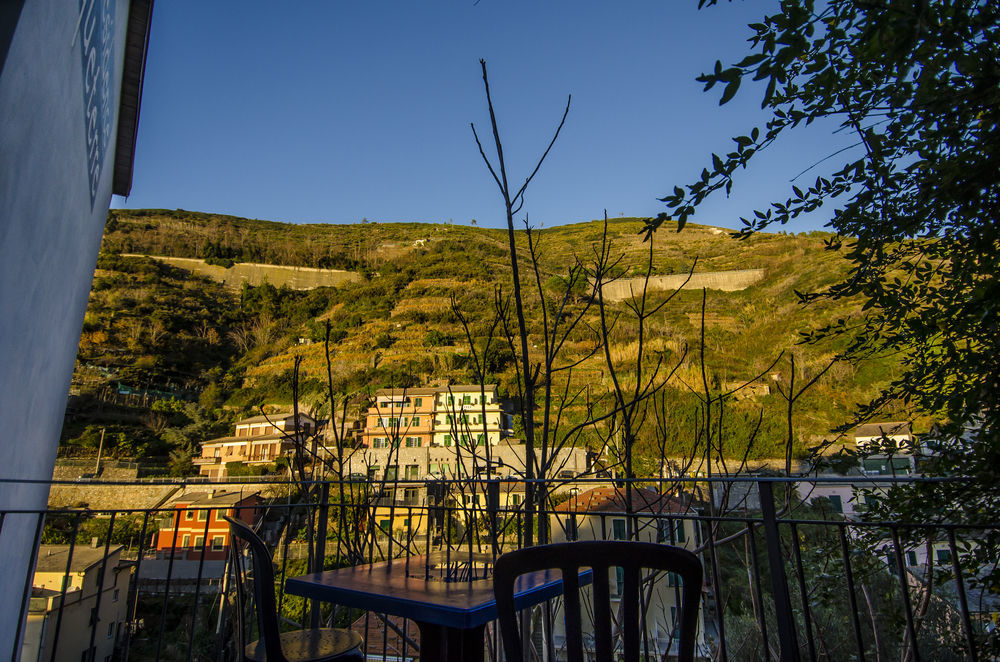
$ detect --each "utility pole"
[94,428,105,475]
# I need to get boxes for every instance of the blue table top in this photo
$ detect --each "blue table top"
[286,553,592,630]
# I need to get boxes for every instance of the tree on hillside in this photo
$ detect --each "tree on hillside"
[650,0,999,649]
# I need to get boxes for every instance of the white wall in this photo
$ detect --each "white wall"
[0,0,133,651]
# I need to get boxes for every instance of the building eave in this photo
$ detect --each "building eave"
[112,0,154,196]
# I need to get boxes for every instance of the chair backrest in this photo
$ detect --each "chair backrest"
[493,541,703,662]
[224,515,287,662]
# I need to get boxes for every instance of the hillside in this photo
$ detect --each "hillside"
[64,209,911,467]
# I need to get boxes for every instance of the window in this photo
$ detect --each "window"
[510,494,521,506]
[412,416,420,426]
[212,536,226,551]
[615,566,624,596]
[656,519,686,545]
[386,466,398,481]
[368,466,380,480]
[444,434,452,447]
[612,519,626,541]
[185,510,194,521]
[113,588,119,602]
[668,571,683,587]
[405,464,419,480]
[194,536,204,550]
[414,398,422,407]
[198,509,208,521]
[936,549,952,565]
[405,437,420,448]
[430,463,439,474]
[379,519,391,533]
[906,550,918,566]
[404,487,419,503]
[828,494,843,514]
[477,433,485,446]
[182,535,191,548]
[463,395,472,404]
[107,622,115,638]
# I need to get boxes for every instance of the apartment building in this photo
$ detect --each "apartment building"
[154,491,260,561]
[195,412,316,479]
[431,385,509,448]
[361,385,512,450]
[362,388,437,449]
[22,545,132,662]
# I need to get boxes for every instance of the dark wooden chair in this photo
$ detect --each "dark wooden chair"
[224,516,364,662]
[493,541,703,662]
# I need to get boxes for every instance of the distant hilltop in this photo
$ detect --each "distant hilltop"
[121,254,361,290]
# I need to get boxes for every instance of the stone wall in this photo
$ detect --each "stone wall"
[122,255,361,290]
[47,460,181,510]
[598,269,765,302]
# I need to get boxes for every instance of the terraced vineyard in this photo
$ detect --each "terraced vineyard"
[64,209,916,466]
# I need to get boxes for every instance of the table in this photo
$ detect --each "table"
[286,552,589,662]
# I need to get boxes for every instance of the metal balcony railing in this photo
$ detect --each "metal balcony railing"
[5,475,997,661]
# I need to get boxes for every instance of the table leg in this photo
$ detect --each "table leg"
[417,622,485,662]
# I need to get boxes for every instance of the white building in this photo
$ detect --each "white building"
[430,385,511,448]
[548,487,708,659]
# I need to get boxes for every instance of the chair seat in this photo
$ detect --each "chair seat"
[245,628,364,662]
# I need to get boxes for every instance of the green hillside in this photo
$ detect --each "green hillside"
[64,209,912,467]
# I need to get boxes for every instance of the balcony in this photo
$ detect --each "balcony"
[11,475,997,661]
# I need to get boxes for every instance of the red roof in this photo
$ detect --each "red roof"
[553,486,689,515]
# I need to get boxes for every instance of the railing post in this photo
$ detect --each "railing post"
[486,479,500,559]
[310,481,330,629]
[759,480,800,662]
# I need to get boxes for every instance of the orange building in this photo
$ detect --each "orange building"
[362,388,437,449]
[155,491,260,561]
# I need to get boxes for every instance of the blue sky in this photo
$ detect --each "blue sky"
[115,1,853,232]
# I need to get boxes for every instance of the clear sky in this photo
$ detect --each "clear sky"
[114,1,854,232]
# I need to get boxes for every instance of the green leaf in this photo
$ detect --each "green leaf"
[720,78,740,105]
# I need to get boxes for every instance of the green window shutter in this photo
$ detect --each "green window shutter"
[612,519,626,540]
